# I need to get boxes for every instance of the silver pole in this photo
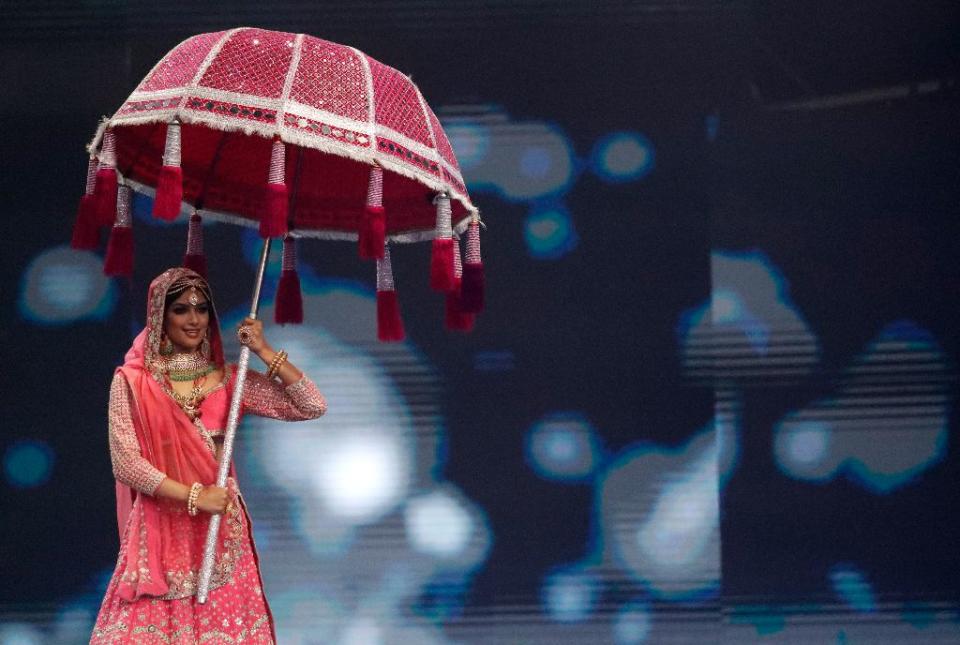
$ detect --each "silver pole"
[197,237,272,603]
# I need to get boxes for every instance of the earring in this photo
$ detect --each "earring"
[201,329,211,359]
[160,333,174,356]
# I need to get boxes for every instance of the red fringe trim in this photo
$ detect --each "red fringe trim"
[358,205,386,260]
[275,269,304,325]
[260,183,289,238]
[429,238,456,292]
[103,227,134,277]
[460,262,485,313]
[70,194,100,250]
[376,290,405,342]
[153,166,183,221]
[93,168,118,227]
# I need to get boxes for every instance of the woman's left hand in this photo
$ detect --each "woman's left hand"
[236,318,270,354]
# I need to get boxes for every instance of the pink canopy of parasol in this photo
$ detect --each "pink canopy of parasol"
[89,27,476,240]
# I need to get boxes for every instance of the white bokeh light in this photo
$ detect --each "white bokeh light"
[339,617,384,645]
[317,436,407,520]
[405,490,473,558]
[636,449,719,567]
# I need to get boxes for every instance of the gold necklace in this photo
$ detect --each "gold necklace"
[166,374,208,420]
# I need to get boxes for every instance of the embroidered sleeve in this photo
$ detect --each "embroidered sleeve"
[241,369,327,421]
[108,373,167,495]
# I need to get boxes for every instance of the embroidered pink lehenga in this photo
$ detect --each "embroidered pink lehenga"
[92,268,326,643]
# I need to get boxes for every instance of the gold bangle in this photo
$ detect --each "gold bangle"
[187,482,203,516]
[266,350,288,380]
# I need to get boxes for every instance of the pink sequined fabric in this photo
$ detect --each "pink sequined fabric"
[92,494,274,644]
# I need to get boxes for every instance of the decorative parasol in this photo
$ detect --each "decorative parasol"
[69,27,486,602]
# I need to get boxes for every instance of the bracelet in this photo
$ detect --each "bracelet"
[266,350,288,380]
[187,482,203,516]
[268,350,288,379]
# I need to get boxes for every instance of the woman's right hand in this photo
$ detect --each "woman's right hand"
[196,485,231,515]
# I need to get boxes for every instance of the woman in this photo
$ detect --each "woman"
[92,268,326,643]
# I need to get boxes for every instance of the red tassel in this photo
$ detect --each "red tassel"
[358,165,385,259]
[445,239,475,332]
[445,279,475,332]
[461,263,485,313]
[377,291,405,342]
[359,205,386,259]
[182,212,207,278]
[71,157,100,250]
[93,130,119,227]
[460,218,485,313]
[275,236,303,325]
[261,184,289,237]
[430,238,456,292]
[104,186,134,277]
[154,167,183,220]
[71,195,100,250]
[429,193,456,291]
[104,226,134,277]
[183,251,207,278]
[93,168,118,227]
[376,243,405,342]
[152,121,183,220]
[260,139,288,238]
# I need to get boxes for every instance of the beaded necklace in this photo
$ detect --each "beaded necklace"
[163,351,216,382]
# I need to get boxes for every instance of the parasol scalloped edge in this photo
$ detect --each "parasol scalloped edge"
[82,27,479,240]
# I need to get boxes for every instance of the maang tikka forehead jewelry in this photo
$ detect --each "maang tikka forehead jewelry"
[167,276,211,307]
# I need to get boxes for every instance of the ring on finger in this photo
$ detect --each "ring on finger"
[236,326,254,346]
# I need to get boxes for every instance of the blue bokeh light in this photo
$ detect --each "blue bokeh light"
[830,564,877,613]
[773,420,836,483]
[525,411,602,481]
[3,439,55,488]
[19,246,116,325]
[613,601,652,643]
[590,131,655,183]
[599,427,721,601]
[442,107,576,201]
[524,206,578,260]
[542,566,599,623]
[0,623,44,645]
[677,249,821,375]
[444,122,490,170]
[774,320,950,494]
[520,146,553,179]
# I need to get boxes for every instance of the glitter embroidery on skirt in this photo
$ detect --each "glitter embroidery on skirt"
[91,499,275,644]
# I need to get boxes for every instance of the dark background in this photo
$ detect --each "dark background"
[1,1,958,642]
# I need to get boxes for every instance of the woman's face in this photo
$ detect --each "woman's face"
[163,289,210,353]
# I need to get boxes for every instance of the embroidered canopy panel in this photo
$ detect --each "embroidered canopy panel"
[93,27,474,240]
